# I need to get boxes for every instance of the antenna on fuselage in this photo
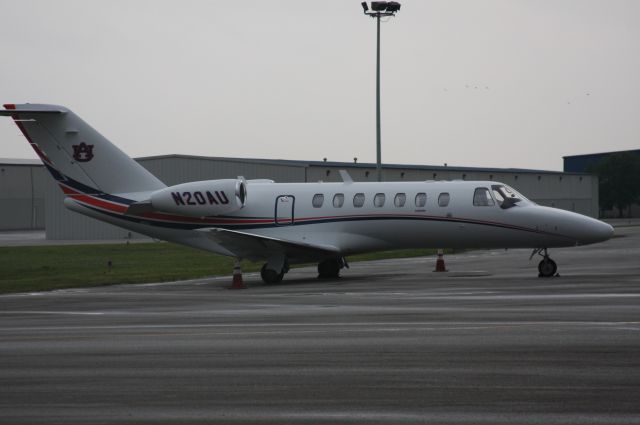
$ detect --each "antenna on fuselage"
[339,170,354,184]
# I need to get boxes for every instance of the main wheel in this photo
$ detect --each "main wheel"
[538,258,557,277]
[318,259,341,279]
[261,264,284,284]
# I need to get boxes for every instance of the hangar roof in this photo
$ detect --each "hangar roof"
[563,148,640,159]
[136,154,590,176]
[563,149,640,173]
[0,154,592,176]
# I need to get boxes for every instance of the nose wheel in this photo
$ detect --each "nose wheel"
[531,248,558,278]
[538,257,557,277]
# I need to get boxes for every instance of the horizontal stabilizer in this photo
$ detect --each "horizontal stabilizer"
[1,104,66,115]
[0,109,65,116]
[197,227,340,262]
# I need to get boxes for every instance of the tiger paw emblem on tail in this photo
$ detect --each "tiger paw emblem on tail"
[72,142,94,162]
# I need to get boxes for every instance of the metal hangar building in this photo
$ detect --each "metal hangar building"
[0,158,47,231]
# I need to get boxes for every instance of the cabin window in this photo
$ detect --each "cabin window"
[353,193,365,208]
[373,193,386,207]
[473,187,495,206]
[438,192,450,207]
[415,192,427,208]
[491,184,527,209]
[394,193,406,207]
[492,188,505,206]
[312,194,324,208]
[333,193,344,208]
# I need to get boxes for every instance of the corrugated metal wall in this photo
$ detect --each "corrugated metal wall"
[0,164,46,230]
[140,157,306,186]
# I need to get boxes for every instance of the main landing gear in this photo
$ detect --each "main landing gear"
[260,264,284,284]
[260,256,289,284]
[260,257,348,284]
[317,258,347,279]
[530,248,558,278]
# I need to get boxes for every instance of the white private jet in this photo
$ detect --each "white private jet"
[1,104,614,283]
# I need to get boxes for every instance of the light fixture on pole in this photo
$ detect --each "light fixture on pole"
[361,1,401,182]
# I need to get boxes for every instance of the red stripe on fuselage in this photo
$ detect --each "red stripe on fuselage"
[73,194,128,214]
[58,184,562,238]
[138,210,274,224]
[59,184,128,213]
[59,184,78,195]
[66,191,275,225]
[69,192,553,236]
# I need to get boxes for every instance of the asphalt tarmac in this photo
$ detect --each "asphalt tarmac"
[1,227,639,424]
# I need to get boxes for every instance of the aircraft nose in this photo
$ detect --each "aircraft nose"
[581,218,614,244]
[598,221,615,241]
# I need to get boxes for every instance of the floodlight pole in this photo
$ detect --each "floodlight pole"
[375,14,382,182]
[362,2,400,182]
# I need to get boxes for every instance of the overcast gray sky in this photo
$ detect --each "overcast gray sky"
[1,0,638,171]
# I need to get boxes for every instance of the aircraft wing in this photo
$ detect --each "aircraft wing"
[197,228,340,263]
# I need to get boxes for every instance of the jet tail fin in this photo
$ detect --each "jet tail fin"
[2,103,165,195]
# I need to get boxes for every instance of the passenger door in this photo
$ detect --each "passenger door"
[275,195,295,225]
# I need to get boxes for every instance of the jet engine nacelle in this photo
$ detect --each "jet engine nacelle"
[150,179,247,217]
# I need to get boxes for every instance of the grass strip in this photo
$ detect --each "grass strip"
[0,242,443,294]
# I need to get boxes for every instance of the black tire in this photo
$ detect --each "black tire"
[538,258,557,277]
[318,259,341,279]
[261,264,284,284]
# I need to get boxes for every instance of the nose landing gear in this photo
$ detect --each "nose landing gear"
[530,248,558,278]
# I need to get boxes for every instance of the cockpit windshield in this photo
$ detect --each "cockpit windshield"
[491,184,529,209]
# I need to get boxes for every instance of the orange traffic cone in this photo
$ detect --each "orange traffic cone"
[230,259,247,289]
[433,249,447,272]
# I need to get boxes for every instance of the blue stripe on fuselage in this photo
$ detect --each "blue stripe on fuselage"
[79,201,571,240]
[45,163,135,205]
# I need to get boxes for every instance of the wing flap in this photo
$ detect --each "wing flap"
[197,227,340,263]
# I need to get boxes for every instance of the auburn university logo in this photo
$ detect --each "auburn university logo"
[72,142,94,162]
